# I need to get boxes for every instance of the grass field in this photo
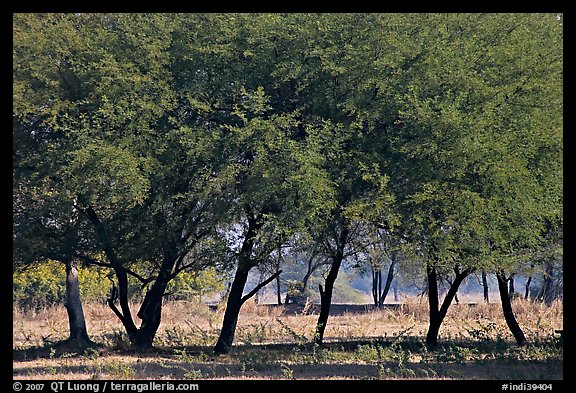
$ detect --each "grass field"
[13,296,563,380]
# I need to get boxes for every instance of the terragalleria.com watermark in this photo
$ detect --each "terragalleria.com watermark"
[13,382,199,393]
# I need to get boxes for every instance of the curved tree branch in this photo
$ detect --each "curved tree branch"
[240,270,282,305]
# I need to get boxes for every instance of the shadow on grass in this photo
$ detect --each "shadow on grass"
[12,357,563,380]
[13,335,561,359]
[13,338,103,361]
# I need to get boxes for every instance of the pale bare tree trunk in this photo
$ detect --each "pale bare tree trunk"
[64,258,90,343]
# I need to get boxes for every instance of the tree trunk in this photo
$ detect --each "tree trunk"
[425,265,441,348]
[482,270,490,303]
[302,257,314,295]
[214,266,250,354]
[371,266,379,307]
[224,281,232,298]
[86,205,183,348]
[314,228,349,346]
[112,268,139,343]
[509,273,515,299]
[131,251,179,348]
[64,258,90,343]
[393,282,398,302]
[426,265,472,349]
[524,276,532,300]
[134,285,165,348]
[106,252,177,348]
[214,214,263,354]
[314,258,342,345]
[497,272,526,346]
[377,270,382,305]
[379,259,396,307]
[541,263,555,305]
[85,206,138,342]
[134,280,169,348]
[276,275,282,305]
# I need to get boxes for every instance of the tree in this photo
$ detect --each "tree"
[467,14,562,345]
[177,14,355,354]
[14,12,561,352]
[12,190,93,346]
[262,13,401,346]
[13,59,97,346]
[13,13,154,347]
[211,95,318,354]
[14,13,230,348]
[356,13,562,347]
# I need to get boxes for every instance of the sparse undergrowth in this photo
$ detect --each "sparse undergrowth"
[13,298,563,380]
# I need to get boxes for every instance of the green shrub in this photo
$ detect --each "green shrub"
[13,261,66,309]
[13,260,224,310]
[13,261,110,310]
[166,267,224,302]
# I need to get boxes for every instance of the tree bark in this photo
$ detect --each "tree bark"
[132,252,178,348]
[111,267,138,342]
[425,265,441,348]
[214,266,250,354]
[482,270,490,303]
[497,271,526,346]
[426,265,472,349]
[314,228,349,346]
[64,258,90,343]
[276,275,282,305]
[214,214,264,354]
[379,259,396,307]
[85,206,139,342]
[371,266,380,307]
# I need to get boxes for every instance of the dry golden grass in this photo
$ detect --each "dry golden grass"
[13,297,563,380]
[13,297,563,349]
